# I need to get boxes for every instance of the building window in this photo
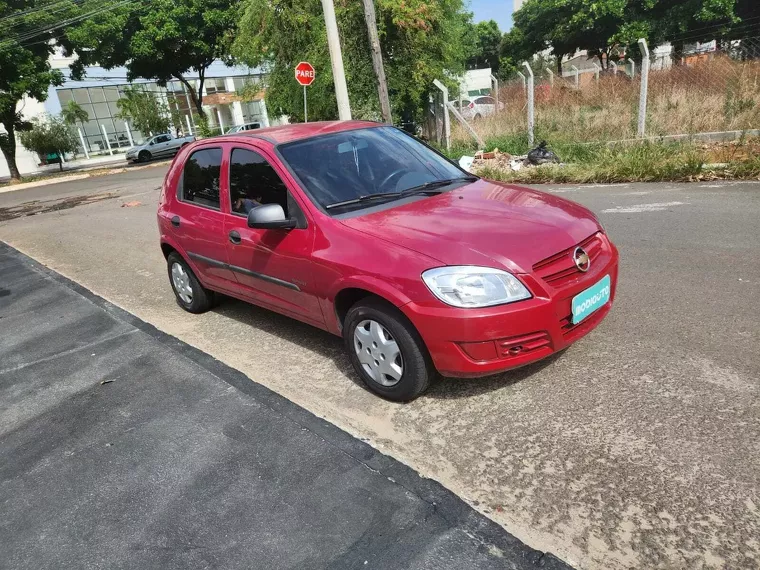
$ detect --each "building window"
[205,78,227,94]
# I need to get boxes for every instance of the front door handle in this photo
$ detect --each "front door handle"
[229,230,241,245]
[171,215,180,227]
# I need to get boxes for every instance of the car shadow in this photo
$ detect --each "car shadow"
[0,288,10,298]
[211,296,563,402]
[424,351,566,400]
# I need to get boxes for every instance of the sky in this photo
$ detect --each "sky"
[469,0,514,33]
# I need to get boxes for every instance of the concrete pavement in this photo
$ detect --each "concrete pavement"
[0,244,567,569]
[1,170,759,569]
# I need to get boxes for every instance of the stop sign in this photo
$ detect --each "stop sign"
[295,61,315,86]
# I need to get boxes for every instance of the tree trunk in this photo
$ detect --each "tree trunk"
[556,55,563,76]
[0,126,21,180]
[362,0,392,123]
[176,73,206,119]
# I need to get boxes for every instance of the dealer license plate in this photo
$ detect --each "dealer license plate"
[571,275,611,324]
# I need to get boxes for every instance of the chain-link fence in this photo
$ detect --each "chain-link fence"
[441,36,760,151]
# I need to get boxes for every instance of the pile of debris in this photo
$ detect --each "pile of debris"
[459,141,561,173]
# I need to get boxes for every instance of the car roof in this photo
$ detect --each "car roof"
[225,120,381,144]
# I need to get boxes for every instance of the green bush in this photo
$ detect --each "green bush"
[19,115,80,171]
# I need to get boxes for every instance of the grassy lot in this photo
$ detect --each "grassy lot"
[447,136,760,184]
[445,56,760,183]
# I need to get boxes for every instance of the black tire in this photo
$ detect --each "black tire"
[473,113,482,120]
[167,252,215,313]
[138,150,151,163]
[343,298,436,401]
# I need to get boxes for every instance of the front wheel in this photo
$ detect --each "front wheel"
[344,298,436,401]
[138,150,151,163]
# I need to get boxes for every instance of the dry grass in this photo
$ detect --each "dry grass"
[452,56,760,150]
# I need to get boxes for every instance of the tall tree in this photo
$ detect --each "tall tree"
[0,0,76,179]
[63,0,239,119]
[232,0,472,123]
[467,20,502,72]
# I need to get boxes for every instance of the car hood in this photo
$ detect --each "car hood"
[339,179,601,274]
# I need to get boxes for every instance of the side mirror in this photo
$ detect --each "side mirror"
[247,203,297,230]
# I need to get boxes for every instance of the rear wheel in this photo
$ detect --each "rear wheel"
[167,252,215,313]
[138,150,151,162]
[344,298,436,401]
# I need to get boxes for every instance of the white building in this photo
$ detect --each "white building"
[460,68,494,97]
[1,51,273,179]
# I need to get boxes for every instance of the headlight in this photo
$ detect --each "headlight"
[422,266,531,308]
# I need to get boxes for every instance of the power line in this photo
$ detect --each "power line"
[0,0,72,25]
[0,0,141,52]
[13,0,137,44]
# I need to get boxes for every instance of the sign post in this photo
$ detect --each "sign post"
[295,61,316,123]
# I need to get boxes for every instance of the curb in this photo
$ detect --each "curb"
[0,160,171,194]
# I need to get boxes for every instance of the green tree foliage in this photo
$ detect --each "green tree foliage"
[61,99,89,129]
[508,0,626,73]
[509,0,742,72]
[0,0,77,179]
[467,20,502,72]
[115,86,171,135]
[19,115,79,171]
[63,0,238,119]
[232,0,473,123]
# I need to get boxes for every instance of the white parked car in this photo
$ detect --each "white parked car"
[456,96,504,120]
[226,122,262,134]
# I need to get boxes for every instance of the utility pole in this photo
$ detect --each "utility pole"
[321,0,352,120]
[361,0,391,123]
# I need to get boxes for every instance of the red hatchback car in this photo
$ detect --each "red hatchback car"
[158,121,618,400]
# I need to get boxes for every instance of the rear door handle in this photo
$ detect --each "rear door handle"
[229,230,241,245]
[171,215,180,227]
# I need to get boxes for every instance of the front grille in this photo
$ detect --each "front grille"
[533,233,604,287]
[497,331,552,358]
[559,306,608,340]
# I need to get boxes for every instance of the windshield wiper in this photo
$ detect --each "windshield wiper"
[325,176,477,210]
[397,176,477,198]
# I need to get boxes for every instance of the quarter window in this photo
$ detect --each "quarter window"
[229,148,289,216]
[180,148,222,209]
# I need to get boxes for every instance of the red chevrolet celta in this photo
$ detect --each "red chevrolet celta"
[158,121,619,401]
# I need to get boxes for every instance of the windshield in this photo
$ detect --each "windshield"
[278,127,470,212]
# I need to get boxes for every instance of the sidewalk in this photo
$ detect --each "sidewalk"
[0,243,569,570]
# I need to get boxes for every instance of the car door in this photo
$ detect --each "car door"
[152,134,172,157]
[222,144,324,327]
[170,145,238,293]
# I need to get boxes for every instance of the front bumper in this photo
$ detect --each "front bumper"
[402,239,619,378]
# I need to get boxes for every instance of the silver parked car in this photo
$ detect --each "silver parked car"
[125,133,196,163]
[226,122,262,134]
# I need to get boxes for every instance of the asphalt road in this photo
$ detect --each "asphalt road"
[1,169,758,569]
[0,244,565,570]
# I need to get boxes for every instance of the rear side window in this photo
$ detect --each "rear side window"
[180,148,223,209]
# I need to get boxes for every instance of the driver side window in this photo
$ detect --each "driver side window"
[229,148,290,217]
